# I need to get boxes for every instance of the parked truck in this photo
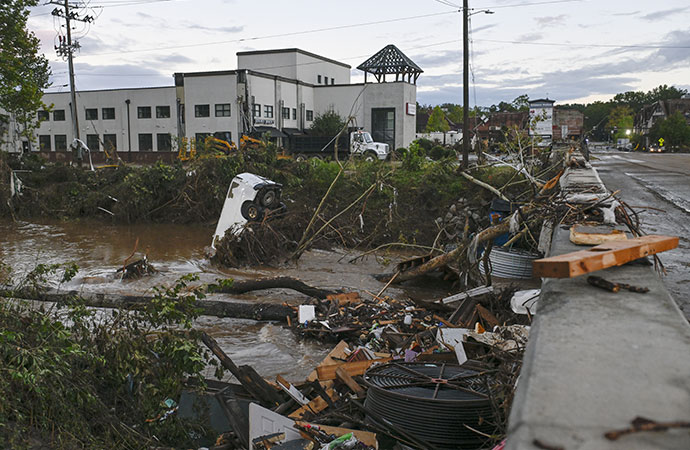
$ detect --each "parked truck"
[286,129,390,161]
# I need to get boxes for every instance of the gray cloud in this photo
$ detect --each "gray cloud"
[153,53,194,64]
[417,28,690,106]
[534,15,567,26]
[516,33,543,42]
[183,22,244,34]
[612,10,639,17]
[46,62,171,92]
[641,7,688,22]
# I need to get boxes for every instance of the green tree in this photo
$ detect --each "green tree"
[645,84,687,104]
[309,109,346,136]
[425,105,450,132]
[0,0,51,140]
[650,112,690,148]
[511,94,530,111]
[607,105,634,140]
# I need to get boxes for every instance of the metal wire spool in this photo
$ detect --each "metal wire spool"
[479,247,539,279]
[363,362,495,449]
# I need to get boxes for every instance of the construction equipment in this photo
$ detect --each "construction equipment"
[177,135,267,161]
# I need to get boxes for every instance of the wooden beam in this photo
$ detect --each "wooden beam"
[533,235,678,278]
[316,358,393,381]
[335,366,366,397]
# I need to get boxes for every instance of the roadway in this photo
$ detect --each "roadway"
[591,149,690,320]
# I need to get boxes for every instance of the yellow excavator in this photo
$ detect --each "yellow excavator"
[177,135,265,161]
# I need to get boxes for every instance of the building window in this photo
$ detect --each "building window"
[85,108,98,120]
[282,107,290,120]
[323,75,327,85]
[86,134,100,151]
[264,105,273,118]
[103,134,117,151]
[54,134,67,151]
[195,133,211,145]
[372,108,396,149]
[157,133,171,151]
[38,111,50,122]
[195,104,210,117]
[253,104,261,117]
[138,133,153,151]
[53,110,66,121]
[215,103,231,117]
[306,110,314,121]
[214,131,232,143]
[102,108,115,120]
[292,108,297,120]
[39,135,51,151]
[317,75,322,84]
[156,105,171,118]
[331,78,335,85]
[137,106,151,119]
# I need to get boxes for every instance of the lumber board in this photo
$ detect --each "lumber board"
[335,366,366,397]
[316,358,393,381]
[533,235,678,278]
[306,340,349,382]
[288,388,339,419]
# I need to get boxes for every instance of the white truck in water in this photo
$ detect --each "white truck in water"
[211,173,285,248]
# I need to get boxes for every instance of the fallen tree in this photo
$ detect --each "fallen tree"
[1,288,294,322]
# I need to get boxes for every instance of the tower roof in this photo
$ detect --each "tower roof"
[357,44,423,84]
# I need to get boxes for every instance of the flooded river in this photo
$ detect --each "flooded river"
[0,219,448,381]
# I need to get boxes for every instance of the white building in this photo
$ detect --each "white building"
[2,46,421,155]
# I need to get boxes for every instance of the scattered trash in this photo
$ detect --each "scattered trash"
[480,247,539,279]
[510,289,540,315]
[569,223,628,246]
[587,276,650,294]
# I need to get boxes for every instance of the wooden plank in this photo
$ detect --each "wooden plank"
[316,358,393,381]
[306,340,349,382]
[326,292,361,305]
[335,366,366,397]
[288,388,339,419]
[533,235,679,278]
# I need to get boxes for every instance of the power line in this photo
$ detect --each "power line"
[78,11,458,57]
[475,38,690,49]
[46,39,463,81]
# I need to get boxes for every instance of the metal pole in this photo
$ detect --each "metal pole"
[462,0,470,168]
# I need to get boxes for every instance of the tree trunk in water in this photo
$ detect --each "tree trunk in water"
[214,276,338,299]
[2,289,294,322]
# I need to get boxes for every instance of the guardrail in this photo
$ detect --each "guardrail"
[506,153,690,449]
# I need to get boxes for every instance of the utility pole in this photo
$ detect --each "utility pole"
[462,0,470,168]
[51,1,93,164]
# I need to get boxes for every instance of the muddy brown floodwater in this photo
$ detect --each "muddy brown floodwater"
[0,218,450,382]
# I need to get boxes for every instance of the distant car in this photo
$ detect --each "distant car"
[649,145,664,153]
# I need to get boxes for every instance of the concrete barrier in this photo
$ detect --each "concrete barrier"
[506,154,690,449]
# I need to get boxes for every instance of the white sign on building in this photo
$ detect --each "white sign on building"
[528,99,554,137]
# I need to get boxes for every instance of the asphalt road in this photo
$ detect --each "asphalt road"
[591,150,690,320]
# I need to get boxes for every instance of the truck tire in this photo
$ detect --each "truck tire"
[364,151,377,162]
[241,201,263,222]
[259,188,278,208]
[295,153,308,162]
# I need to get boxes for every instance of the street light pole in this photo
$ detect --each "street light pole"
[462,0,470,168]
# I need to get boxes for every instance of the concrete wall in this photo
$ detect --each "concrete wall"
[36,87,177,152]
[314,82,416,149]
[238,49,350,86]
[182,73,237,142]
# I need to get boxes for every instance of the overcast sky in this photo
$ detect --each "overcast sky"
[28,0,690,107]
